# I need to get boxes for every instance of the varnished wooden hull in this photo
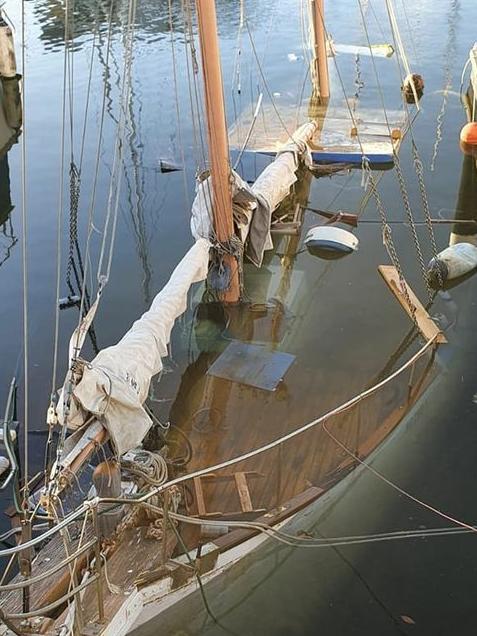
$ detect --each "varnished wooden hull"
[124,365,445,635]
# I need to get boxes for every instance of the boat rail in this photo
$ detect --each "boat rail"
[0,335,439,627]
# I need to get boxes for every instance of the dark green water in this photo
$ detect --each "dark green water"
[1,0,477,633]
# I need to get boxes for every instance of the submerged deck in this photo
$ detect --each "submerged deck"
[0,254,440,631]
[0,148,442,633]
[229,104,406,165]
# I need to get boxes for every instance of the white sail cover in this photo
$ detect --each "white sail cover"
[191,143,309,268]
[63,238,210,455]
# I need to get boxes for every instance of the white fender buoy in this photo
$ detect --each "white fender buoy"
[427,243,477,287]
[305,226,359,260]
[0,455,10,478]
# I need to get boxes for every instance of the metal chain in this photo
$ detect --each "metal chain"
[412,141,443,290]
[364,161,416,323]
[393,153,433,300]
[412,142,439,259]
[66,161,81,294]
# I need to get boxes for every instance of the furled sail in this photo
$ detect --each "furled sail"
[60,238,210,455]
[191,124,313,267]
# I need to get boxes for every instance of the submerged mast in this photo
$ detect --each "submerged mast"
[195,0,240,303]
[310,0,329,100]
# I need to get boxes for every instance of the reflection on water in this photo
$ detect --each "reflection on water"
[34,0,174,50]
[33,0,258,51]
[0,154,16,268]
[452,154,477,242]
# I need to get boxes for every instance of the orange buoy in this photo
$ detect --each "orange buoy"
[460,122,477,146]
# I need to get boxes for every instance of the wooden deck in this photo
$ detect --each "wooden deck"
[229,104,406,165]
[0,321,437,632]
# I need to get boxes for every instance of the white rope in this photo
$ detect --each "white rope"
[385,0,418,106]
[101,553,121,595]
[386,0,410,78]
[168,510,477,549]
[168,0,190,209]
[231,0,245,94]
[20,0,29,507]
[233,91,263,169]
[51,2,116,473]
[50,0,69,400]
[75,1,115,333]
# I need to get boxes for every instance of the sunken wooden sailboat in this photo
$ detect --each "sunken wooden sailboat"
[0,2,446,635]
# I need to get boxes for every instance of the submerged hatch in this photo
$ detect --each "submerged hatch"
[207,340,296,391]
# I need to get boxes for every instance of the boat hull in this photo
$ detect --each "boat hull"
[112,367,446,636]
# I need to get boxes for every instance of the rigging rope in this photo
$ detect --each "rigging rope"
[50,0,70,403]
[183,0,208,172]
[50,0,123,477]
[167,509,477,549]
[76,0,115,331]
[399,0,419,63]
[244,17,294,141]
[385,0,419,107]
[96,0,137,286]
[168,0,190,210]
[20,0,30,510]
[0,335,448,562]
[137,337,437,499]
[321,419,477,537]
[232,0,245,95]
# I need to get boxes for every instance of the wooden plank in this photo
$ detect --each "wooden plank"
[234,472,253,513]
[378,265,447,344]
[212,486,324,552]
[320,117,401,139]
[193,476,207,517]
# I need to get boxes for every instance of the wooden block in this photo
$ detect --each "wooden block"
[193,476,207,516]
[378,265,447,344]
[234,472,254,513]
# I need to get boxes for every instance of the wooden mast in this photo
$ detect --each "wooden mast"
[310,0,329,100]
[196,0,240,303]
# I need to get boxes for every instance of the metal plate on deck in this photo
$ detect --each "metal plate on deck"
[207,341,295,391]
